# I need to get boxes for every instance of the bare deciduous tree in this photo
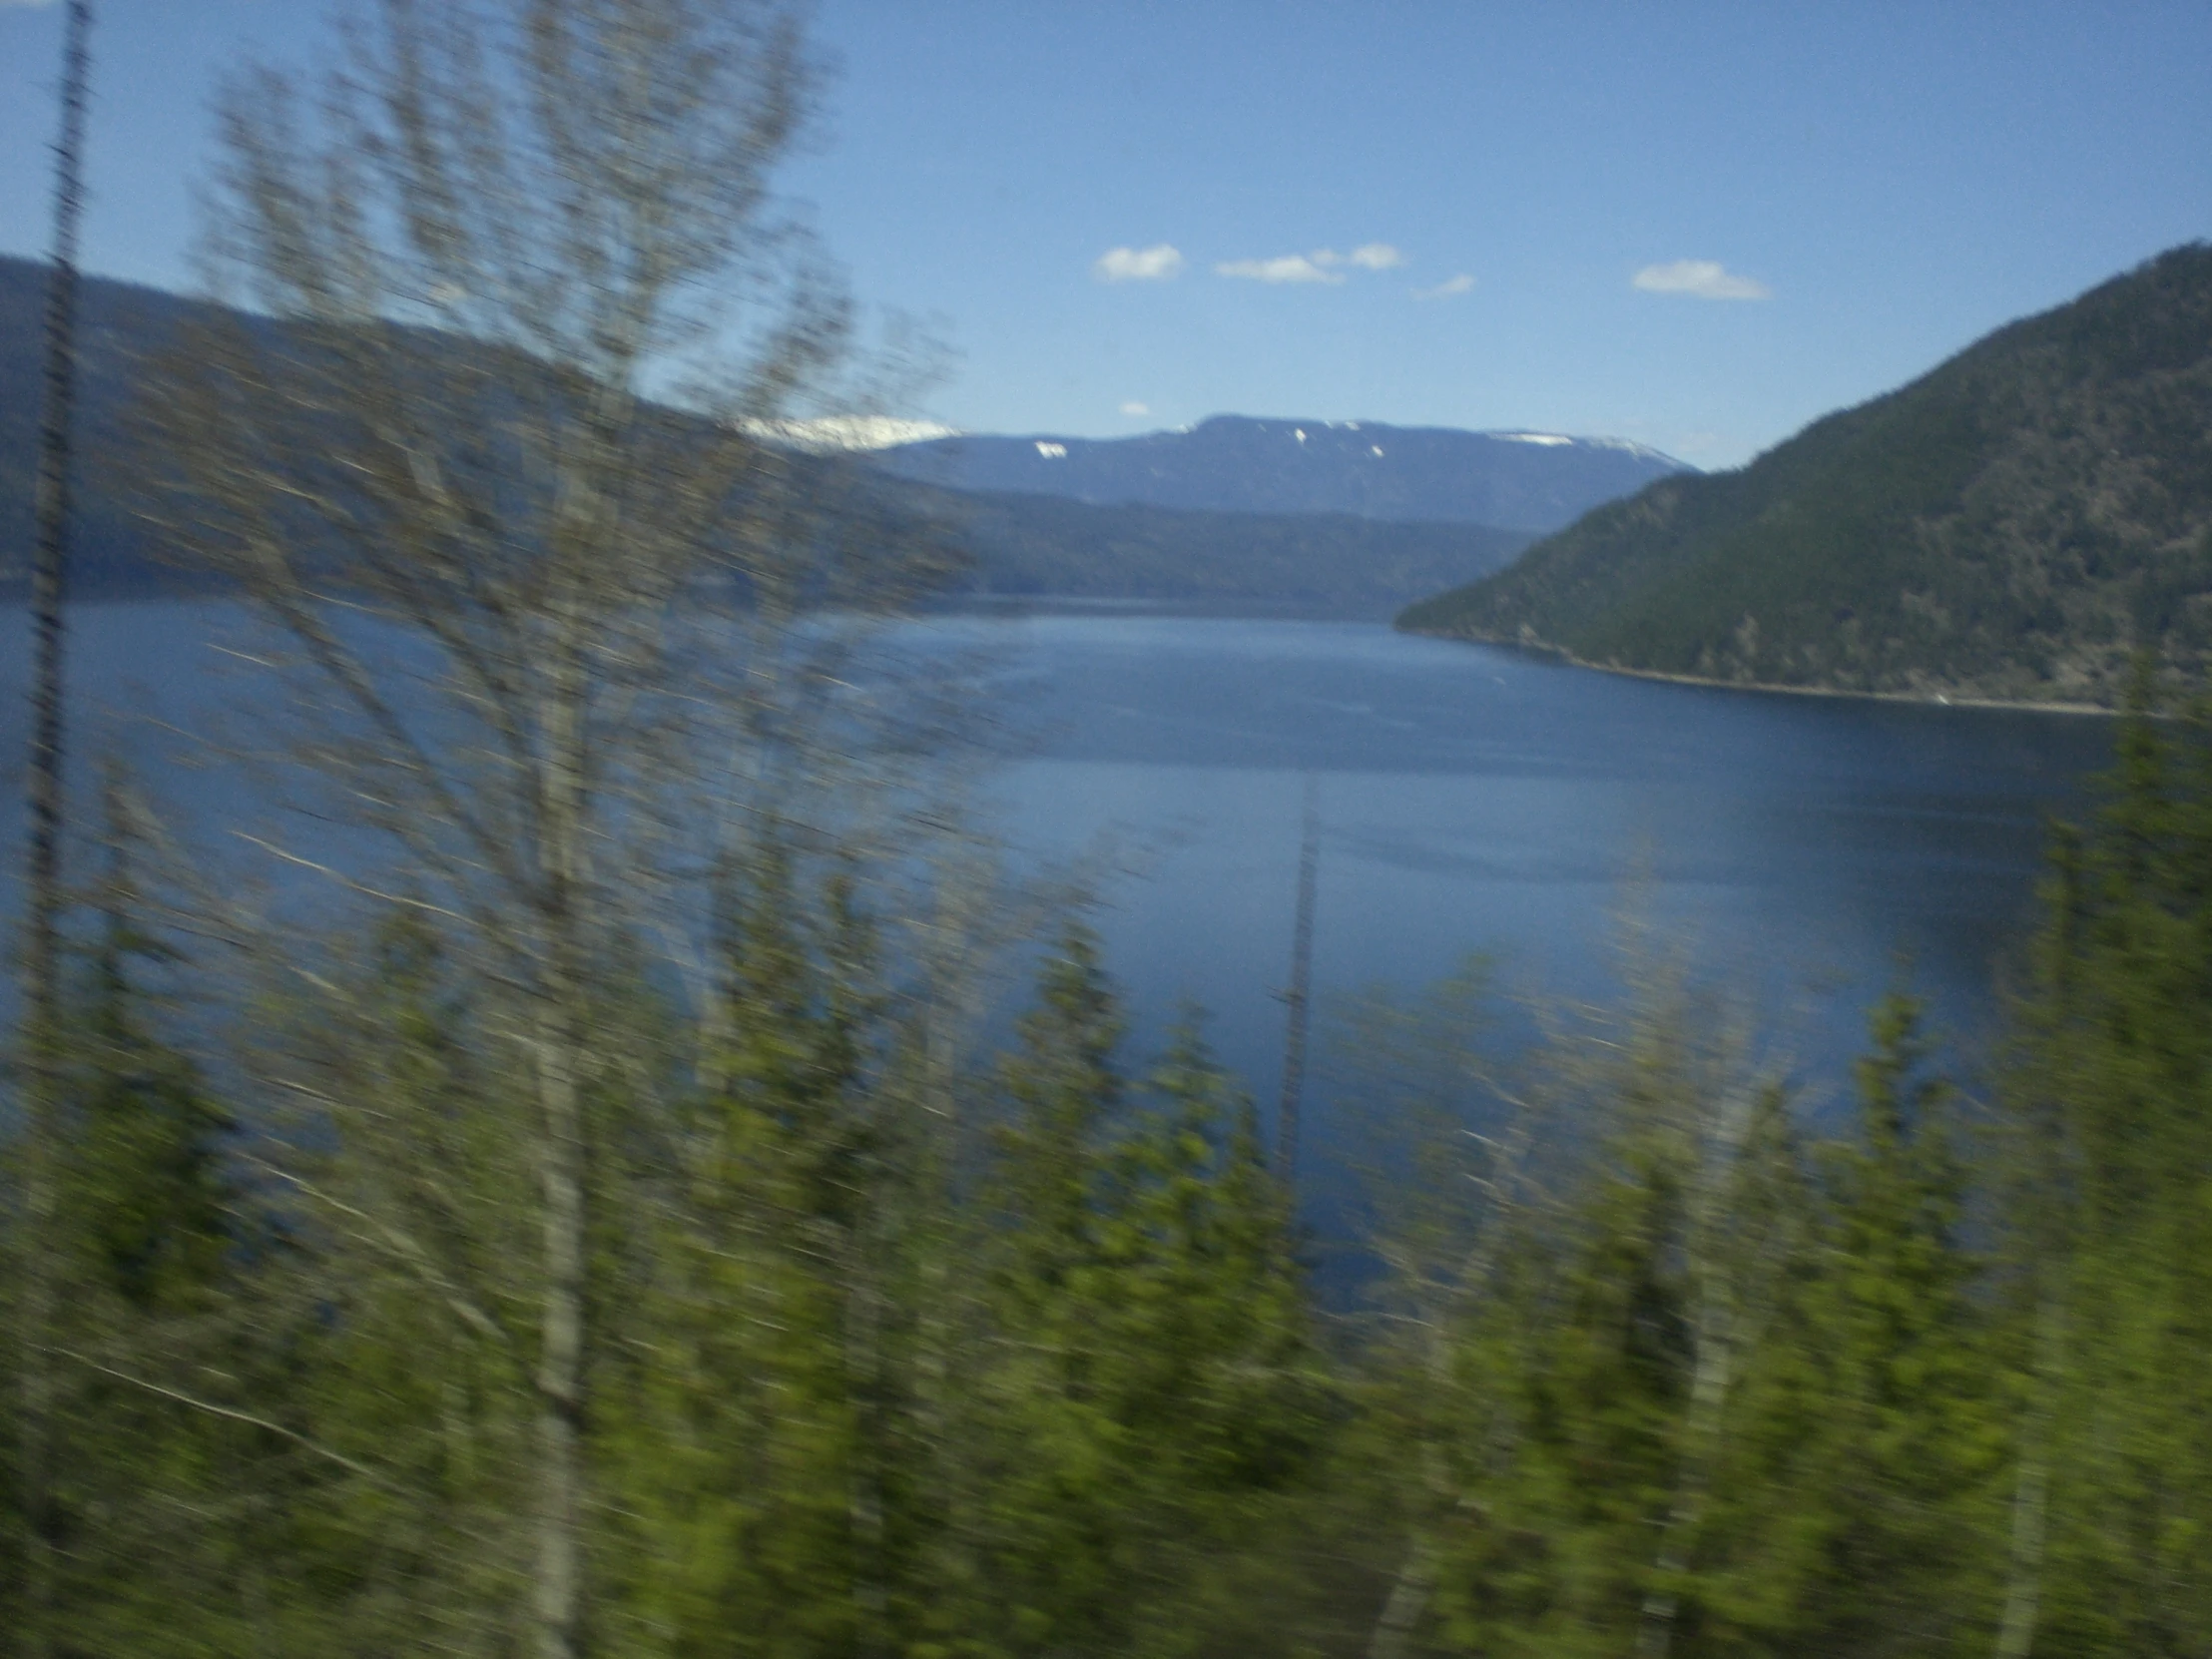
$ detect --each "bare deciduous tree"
[133,5,952,1654]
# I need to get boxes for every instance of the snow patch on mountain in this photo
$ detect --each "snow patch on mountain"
[746,415,960,451]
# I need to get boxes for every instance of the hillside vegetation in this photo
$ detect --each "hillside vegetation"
[1,258,1530,615]
[1399,245,2212,707]
[940,487,1531,614]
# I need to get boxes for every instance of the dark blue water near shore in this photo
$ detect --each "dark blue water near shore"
[950,614,2113,1117]
[2,605,2117,1219]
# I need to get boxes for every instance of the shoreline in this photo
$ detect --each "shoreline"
[1402,626,2126,718]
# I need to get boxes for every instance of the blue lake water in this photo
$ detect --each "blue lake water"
[948,613,2109,1089]
[3,604,2117,1215]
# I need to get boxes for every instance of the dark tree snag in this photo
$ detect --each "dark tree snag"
[19,8,93,1657]
[1276,774,1320,1187]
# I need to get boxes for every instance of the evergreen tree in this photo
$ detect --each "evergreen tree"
[1994,677,2212,1658]
[265,910,546,1657]
[0,793,284,1659]
[1426,971,1807,1659]
[956,933,1325,1659]
[1695,990,1998,1659]
[607,844,902,1659]
[1781,993,1993,1654]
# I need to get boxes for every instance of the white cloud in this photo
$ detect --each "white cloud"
[1217,243,1405,284]
[1307,244,1404,272]
[1413,273,1475,300]
[1093,243,1185,282]
[1631,260,1771,300]
[1119,400,1150,417]
[1216,254,1347,284]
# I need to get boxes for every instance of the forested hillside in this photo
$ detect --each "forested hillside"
[941,487,1532,613]
[0,257,206,594]
[0,258,1529,616]
[1399,245,2212,707]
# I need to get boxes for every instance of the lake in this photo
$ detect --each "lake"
[2,602,2117,1211]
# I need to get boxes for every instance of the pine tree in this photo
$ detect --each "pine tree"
[1701,990,1998,1658]
[5,785,291,1658]
[1426,969,1806,1659]
[606,843,900,1659]
[1994,676,2212,1657]
[954,936,1326,1659]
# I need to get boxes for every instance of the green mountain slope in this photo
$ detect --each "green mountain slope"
[1398,245,2212,707]
[942,488,1531,614]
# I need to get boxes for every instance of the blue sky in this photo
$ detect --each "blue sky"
[5,1,2210,467]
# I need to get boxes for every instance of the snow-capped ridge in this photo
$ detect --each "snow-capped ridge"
[870,413,1691,533]
[743,415,960,452]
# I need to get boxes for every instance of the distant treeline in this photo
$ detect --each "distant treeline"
[940,487,1533,615]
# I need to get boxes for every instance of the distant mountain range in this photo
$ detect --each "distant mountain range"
[1399,244,2212,709]
[873,416,1686,532]
[0,257,1663,614]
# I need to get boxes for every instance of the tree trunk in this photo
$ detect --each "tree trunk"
[1637,1284,1735,1659]
[1995,1290,2065,1659]
[1366,1531,1438,1659]
[1638,1076,1763,1659]
[18,8,92,1656]
[1365,1113,1536,1659]
[1275,776,1319,1186]
[531,617,591,1659]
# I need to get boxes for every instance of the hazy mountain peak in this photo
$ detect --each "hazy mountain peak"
[872,413,1688,532]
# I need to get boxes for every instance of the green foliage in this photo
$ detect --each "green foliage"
[1993,686,2212,1656]
[953,935,1328,1659]
[1401,244,2212,707]
[1751,991,1999,1657]
[946,486,1535,617]
[606,845,895,1659]
[1418,973,1811,1659]
[26,661,2212,1659]
[0,858,290,1659]
[20,729,2212,1659]
[67,904,234,1315]
[1366,963,2019,1659]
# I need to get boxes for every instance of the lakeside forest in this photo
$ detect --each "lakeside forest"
[8,5,2212,1659]
[1400,247,2212,709]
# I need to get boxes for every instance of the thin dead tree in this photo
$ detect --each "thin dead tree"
[1363,1090,1544,1659]
[1329,959,1547,1659]
[132,5,948,1655]
[17,7,94,1656]
[1276,773,1320,1186]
